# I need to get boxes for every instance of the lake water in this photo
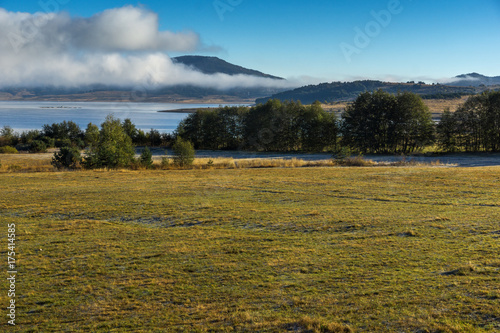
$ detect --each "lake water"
[0,101,245,133]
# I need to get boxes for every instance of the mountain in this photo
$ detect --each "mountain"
[172,56,284,80]
[255,80,485,105]
[446,73,500,87]
[0,56,287,102]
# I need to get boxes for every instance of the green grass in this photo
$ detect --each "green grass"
[1,167,499,332]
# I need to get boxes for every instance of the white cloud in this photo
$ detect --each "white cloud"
[0,6,293,89]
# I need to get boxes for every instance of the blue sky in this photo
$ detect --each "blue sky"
[1,0,500,84]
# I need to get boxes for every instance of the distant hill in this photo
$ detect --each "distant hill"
[446,73,500,87]
[0,85,286,103]
[0,56,288,102]
[255,80,487,105]
[173,56,284,80]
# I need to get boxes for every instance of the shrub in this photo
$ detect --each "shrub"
[333,155,375,167]
[161,157,171,169]
[332,147,353,161]
[51,146,82,170]
[0,146,19,154]
[140,147,154,169]
[172,138,195,167]
[30,140,47,153]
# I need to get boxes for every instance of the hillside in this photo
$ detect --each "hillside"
[255,80,488,105]
[0,56,287,103]
[446,73,500,87]
[0,85,285,103]
[173,56,284,80]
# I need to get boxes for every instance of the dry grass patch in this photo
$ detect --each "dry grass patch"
[0,152,54,172]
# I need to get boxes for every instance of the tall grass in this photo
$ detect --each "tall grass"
[0,152,449,173]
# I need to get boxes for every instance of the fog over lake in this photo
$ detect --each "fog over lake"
[0,101,244,133]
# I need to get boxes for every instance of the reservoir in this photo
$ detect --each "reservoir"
[0,101,245,133]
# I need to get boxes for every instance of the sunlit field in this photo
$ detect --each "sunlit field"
[322,96,469,118]
[1,165,499,332]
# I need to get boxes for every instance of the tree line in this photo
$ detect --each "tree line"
[1,90,500,169]
[178,90,500,154]
[0,115,189,169]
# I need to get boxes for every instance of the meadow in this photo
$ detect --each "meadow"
[321,96,469,119]
[0,162,499,332]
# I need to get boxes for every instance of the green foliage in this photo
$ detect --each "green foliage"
[140,146,154,168]
[55,138,72,148]
[42,121,83,147]
[41,136,56,148]
[0,125,15,138]
[134,129,149,146]
[20,130,41,145]
[0,146,19,154]
[29,140,47,153]
[122,118,137,141]
[0,126,18,147]
[84,123,100,148]
[436,91,500,152]
[298,101,338,152]
[172,138,195,167]
[51,146,82,169]
[341,90,434,154]
[436,109,458,152]
[177,106,248,150]
[332,146,353,161]
[148,129,162,147]
[177,101,338,152]
[245,99,302,151]
[84,115,135,169]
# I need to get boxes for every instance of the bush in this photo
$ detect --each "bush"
[51,146,82,169]
[161,157,171,169]
[140,147,154,169]
[30,140,47,153]
[0,146,19,154]
[172,138,195,167]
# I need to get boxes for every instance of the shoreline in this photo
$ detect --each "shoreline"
[158,105,253,113]
[158,107,216,114]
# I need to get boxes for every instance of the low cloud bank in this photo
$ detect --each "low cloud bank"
[0,6,294,90]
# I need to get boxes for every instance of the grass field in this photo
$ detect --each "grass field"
[1,166,499,332]
[322,96,469,119]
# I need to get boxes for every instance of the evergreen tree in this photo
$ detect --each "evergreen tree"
[140,146,154,168]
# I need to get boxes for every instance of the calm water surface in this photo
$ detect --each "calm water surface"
[0,101,243,133]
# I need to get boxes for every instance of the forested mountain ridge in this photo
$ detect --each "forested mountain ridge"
[255,79,499,105]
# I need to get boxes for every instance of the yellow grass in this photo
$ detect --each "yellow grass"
[321,96,470,117]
